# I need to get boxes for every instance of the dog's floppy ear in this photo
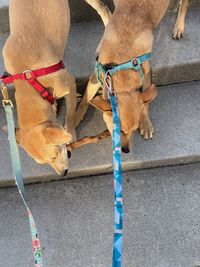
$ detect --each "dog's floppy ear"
[15,128,22,144]
[140,84,158,103]
[2,125,22,144]
[90,95,111,112]
[43,124,72,145]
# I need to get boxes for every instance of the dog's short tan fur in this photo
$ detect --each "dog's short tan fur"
[2,0,112,175]
[173,0,190,39]
[78,0,190,153]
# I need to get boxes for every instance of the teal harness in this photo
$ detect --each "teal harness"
[95,52,151,87]
[95,52,151,267]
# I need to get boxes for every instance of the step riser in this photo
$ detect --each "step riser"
[1,81,200,187]
[0,0,199,33]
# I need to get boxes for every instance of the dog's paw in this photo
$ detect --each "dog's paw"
[64,125,77,143]
[139,118,154,140]
[172,25,184,39]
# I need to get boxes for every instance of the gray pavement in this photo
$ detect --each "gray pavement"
[1,81,200,186]
[1,163,200,267]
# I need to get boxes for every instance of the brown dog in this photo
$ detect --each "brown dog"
[77,0,190,153]
[2,0,81,175]
[173,0,190,39]
[77,0,192,152]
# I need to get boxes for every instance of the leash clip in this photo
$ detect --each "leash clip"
[105,71,115,99]
[0,79,9,100]
[0,79,13,107]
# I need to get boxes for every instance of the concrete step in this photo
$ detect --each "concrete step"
[0,8,200,94]
[1,163,200,266]
[0,0,199,32]
[0,81,200,186]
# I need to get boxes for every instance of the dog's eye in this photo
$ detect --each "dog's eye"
[52,152,58,160]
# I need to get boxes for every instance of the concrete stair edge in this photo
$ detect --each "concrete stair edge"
[0,81,200,187]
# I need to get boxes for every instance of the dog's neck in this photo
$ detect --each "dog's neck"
[98,0,170,65]
[6,0,70,74]
[14,80,56,129]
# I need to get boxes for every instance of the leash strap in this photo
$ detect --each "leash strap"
[1,60,65,105]
[105,74,123,267]
[2,96,43,266]
[110,94,123,267]
[95,53,151,266]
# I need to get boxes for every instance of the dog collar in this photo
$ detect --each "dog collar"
[0,60,65,105]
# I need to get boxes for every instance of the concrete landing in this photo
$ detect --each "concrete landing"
[0,81,200,186]
[1,163,200,266]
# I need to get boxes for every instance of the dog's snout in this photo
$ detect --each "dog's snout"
[122,147,130,154]
[60,169,68,177]
[63,169,68,176]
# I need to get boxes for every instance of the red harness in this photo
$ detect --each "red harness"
[0,60,65,105]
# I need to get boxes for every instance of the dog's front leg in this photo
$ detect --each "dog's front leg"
[172,0,190,39]
[74,73,100,128]
[64,72,77,141]
[139,104,154,140]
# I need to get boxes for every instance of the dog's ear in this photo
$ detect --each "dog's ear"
[140,84,158,103]
[2,125,22,144]
[15,128,22,144]
[43,125,72,145]
[90,95,111,112]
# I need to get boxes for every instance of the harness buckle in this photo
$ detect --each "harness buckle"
[131,58,139,67]
[2,99,13,107]
[23,69,33,80]
[105,71,115,99]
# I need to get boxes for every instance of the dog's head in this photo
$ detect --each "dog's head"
[7,123,72,176]
[90,70,157,153]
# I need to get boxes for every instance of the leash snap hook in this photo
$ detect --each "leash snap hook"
[0,79,13,107]
[105,71,115,99]
[0,79,9,100]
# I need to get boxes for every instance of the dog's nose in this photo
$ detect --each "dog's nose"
[67,150,71,159]
[62,169,68,177]
[122,147,130,154]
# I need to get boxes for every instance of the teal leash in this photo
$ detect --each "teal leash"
[105,74,123,267]
[1,83,43,267]
[96,52,151,266]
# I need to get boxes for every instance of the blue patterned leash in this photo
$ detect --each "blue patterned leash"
[0,82,43,267]
[95,52,151,266]
[105,74,123,267]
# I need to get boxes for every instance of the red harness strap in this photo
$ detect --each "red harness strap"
[0,61,65,105]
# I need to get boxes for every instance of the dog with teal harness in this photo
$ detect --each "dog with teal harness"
[95,52,151,266]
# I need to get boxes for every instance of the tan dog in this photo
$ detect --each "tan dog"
[173,0,190,39]
[2,0,80,175]
[77,0,190,153]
